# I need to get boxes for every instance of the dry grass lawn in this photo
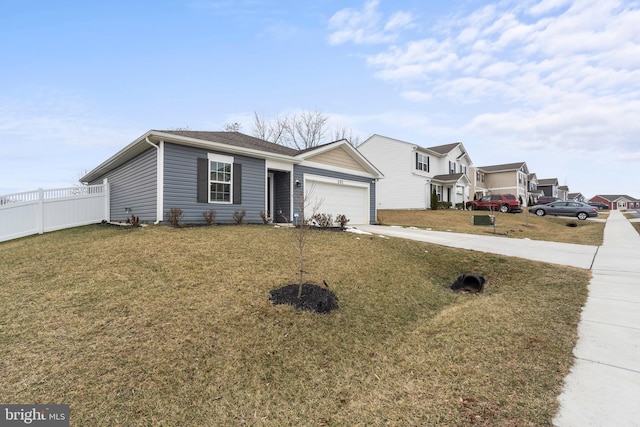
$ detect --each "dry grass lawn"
[623,212,640,235]
[0,224,591,425]
[377,209,605,246]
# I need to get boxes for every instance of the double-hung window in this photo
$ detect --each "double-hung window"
[208,154,234,203]
[416,153,429,172]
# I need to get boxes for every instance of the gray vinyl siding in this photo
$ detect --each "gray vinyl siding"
[163,142,265,223]
[293,165,376,224]
[90,147,157,222]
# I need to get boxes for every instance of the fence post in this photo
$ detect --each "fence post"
[103,178,110,222]
[38,188,45,234]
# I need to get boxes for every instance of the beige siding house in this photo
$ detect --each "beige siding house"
[470,162,530,205]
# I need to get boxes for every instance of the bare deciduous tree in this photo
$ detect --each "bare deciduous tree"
[251,110,362,149]
[251,112,288,144]
[222,122,242,132]
[332,125,362,147]
[289,110,328,150]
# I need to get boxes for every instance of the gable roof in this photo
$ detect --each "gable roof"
[476,162,528,174]
[428,142,461,154]
[81,130,382,183]
[361,134,470,162]
[432,173,471,185]
[537,178,559,186]
[593,194,640,202]
[159,130,299,156]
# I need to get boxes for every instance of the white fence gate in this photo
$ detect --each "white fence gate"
[0,180,110,243]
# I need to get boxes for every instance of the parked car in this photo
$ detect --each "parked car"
[466,194,522,213]
[529,201,598,220]
[536,195,563,204]
[588,201,609,210]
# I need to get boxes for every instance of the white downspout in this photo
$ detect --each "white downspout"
[145,137,164,224]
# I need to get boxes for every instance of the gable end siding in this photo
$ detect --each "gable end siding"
[90,147,157,222]
[305,147,369,173]
[163,142,265,223]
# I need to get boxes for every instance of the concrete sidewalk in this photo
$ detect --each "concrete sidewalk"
[554,210,640,427]
[356,210,640,426]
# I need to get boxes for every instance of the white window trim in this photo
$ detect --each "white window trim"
[416,152,429,172]
[207,153,234,204]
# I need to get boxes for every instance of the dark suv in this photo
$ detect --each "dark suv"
[466,194,521,213]
[536,195,562,205]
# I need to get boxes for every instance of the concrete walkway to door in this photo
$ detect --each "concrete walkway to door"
[356,209,640,426]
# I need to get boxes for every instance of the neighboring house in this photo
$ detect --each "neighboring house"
[537,178,559,197]
[357,134,472,209]
[589,195,640,210]
[557,185,570,200]
[567,192,585,202]
[527,173,543,204]
[470,162,530,205]
[81,130,383,225]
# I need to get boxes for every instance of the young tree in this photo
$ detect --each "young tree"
[290,184,323,298]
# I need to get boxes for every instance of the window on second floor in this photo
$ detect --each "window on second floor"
[416,152,429,172]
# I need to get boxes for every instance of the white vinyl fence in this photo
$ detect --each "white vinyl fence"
[0,180,110,243]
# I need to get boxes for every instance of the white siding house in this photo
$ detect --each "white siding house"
[358,134,472,210]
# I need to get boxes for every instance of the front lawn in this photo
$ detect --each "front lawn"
[0,224,590,425]
[377,209,604,246]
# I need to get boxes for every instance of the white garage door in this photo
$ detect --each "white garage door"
[305,176,370,224]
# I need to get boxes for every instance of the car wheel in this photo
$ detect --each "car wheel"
[468,204,475,210]
[499,204,509,213]
[577,212,588,220]
[535,209,545,217]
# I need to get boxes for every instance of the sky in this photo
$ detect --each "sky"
[1,0,639,199]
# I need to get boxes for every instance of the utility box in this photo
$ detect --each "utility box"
[472,215,494,226]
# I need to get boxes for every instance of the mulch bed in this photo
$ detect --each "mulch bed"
[269,283,339,313]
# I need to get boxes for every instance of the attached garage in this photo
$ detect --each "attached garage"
[304,175,370,225]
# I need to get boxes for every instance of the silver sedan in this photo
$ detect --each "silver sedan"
[529,201,599,220]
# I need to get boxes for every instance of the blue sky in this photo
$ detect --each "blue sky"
[1,0,639,198]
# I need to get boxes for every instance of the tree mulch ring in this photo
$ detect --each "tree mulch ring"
[269,283,339,313]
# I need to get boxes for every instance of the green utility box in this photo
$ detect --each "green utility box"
[472,215,495,226]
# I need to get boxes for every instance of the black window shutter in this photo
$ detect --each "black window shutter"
[233,163,242,205]
[197,158,208,203]
[415,152,419,169]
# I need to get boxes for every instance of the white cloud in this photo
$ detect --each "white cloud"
[329,0,640,162]
[384,11,413,31]
[327,0,413,45]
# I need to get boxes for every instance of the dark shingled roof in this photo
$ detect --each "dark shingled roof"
[477,162,526,172]
[157,130,300,156]
[537,178,559,186]
[427,142,460,154]
[432,173,466,182]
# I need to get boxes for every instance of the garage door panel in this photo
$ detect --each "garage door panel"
[305,178,369,224]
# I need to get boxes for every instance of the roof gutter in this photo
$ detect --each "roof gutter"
[145,137,164,225]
